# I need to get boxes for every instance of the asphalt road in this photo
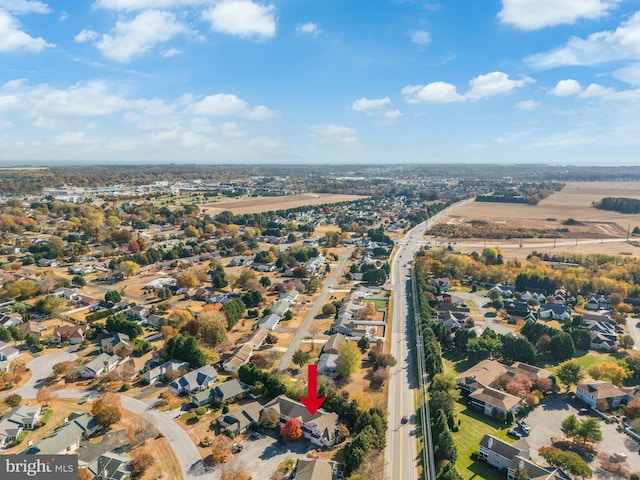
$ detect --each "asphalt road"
[276,246,354,371]
[452,291,515,336]
[384,198,474,480]
[422,238,629,249]
[5,352,207,480]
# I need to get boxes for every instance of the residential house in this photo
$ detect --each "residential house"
[194,379,248,407]
[539,304,571,321]
[258,313,281,331]
[317,353,339,377]
[222,344,253,372]
[38,259,59,268]
[434,277,451,291]
[52,287,79,299]
[19,320,41,338]
[169,365,218,395]
[586,295,609,311]
[470,386,521,418]
[141,359,189,384]
[582,320,617,350]
[81,353,120,378]
[261,395,340,448]
[488,284,515,298]
[24,413,98,455]
[124,305,151,322]
[0,405,42,449]
[53,325,86,344]
[245,327,269,350]
[68,265,95,275]
[145,314,164,328]
[228,255,254,267]
[216,401,263,435]
[0,341,20,361]
[582,312,611,323]
[323,333,345,355]
[0,312,23,328]
[272,299,291,317]
[91,452,131,480]
[101,333,132,358]
[478,435,564,480]
[293,459,335,480]
[576,381,636,409]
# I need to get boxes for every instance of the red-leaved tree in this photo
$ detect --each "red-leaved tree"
[280,418,302,442]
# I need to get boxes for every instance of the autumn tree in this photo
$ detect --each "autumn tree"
[336,340,362,379]
[36,386,58,406]
[199,311,228,347]
[587,362,628,386]
[620,335,635,351]
[292,349,311,368]
[207,436,232,465]
[322,303,337,316]
[176,273,198,289]
[220,464,252,480]
[280,418,302,442]
[260,408,280,429]
[116,260,139,277]
[91,393,122,429]
[130,450,154,479]
[78,468,93,480]
[539,447,592,479]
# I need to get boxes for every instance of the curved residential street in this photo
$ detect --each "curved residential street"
[4,352,206,480]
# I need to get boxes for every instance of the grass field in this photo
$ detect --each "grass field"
[452,401,509,480]
[200,193,367,215]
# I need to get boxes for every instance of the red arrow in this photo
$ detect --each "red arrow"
[299,364,326,415]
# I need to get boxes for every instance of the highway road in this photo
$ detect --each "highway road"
[422,237,629,249]
[384,198,474,480]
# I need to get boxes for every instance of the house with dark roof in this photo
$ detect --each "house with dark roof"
[89,452,131,480]
[24,413,98,455]
[81,353,120,378]
[192,379,248,407]
[141,359,189,384]
[323,333,345,355]
[261,395,340,447]
[169,365,218,395]
[52,324,86,344]
[0,341,20,361]
[216,401,263,435]
[539,304,571,321]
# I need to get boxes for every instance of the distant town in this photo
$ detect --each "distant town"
[2,165,640,480]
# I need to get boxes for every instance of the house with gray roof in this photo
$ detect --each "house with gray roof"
[169,365,218,395]
[142,359,189,384]
[216,401,263,435]
[0,341,20,361]
[261,395,340,447]
[89,452,131,480]
[24,413,98,455]
[258,313,281,331]
[81,353,120,378]
[293,458,336,480]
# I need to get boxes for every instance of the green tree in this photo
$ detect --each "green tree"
[436,464,463,480]
[561,414,580,441]
[104,290,122,303]
[576,417,602,447]
[336,340,362,379]
[556,362,584,392]
[259,276,271,287]
[292,349,311,368]
[550,332,575,361]
[0,328,11,343]
[429,374,461,417]
[260,408,279,429]
[72,275,87,287]
[539,446,592,478]
[222,298,245,330]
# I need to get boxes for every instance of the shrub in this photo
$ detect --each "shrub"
[195,406,207,416]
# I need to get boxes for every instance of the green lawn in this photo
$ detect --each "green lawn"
[452,401,511,480]
[367,298,388,309]
[549,351,619,374]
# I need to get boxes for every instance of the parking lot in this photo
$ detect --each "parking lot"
[525,395,640,477]
[212,433,318,480]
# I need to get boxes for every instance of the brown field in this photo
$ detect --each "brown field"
[441,182,640,238]
[200,193,367,215]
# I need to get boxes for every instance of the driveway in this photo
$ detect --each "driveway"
[626,316,640,350]
[525,395,640,477]
[215,434,316,480]
[453,291,514,335]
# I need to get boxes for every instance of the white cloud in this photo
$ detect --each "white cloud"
[498,0,617,31]
[75,29,98,43]
[0,0,50,14]
[614,63,640,86]
[203,0,276,41]
[95,0,208,10]
[297,22,321,36]
[311,124,358,145]
[580,83,640,101]
[402,71,530,103]
[382,109,402,119]
[409,30,431,45]
[247,105,279,120]
[162,47,182,57]
[96,10,188,62]
[352,97,391,111]
[466,72,533,99]
[402,82,464,103]
[190,93,247,116]
[0,11,53,52]
[515,100,540,110]
[550,79,582,96]
[526,11,640,69]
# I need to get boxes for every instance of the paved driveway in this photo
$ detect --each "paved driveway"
[215,434,315,480]
[525,395,640,477]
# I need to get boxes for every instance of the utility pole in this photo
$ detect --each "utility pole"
[627,224,631,243]
[553,231,557,248]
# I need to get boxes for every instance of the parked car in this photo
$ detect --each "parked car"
[232,443,243,454]
[579,408,589,415]
[507,428,522,439]
[518,421,530,435]
[401,415,409,425]
[249,432,263,440]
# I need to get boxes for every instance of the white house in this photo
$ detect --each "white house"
[81,353,120,378]
[0,341,20,361]
[169,365,218,395]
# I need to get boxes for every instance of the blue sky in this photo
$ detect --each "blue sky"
[1,0,640,165]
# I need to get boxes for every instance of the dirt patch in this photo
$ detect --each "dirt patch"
[133,436,184,480]
[201,194,367,215]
